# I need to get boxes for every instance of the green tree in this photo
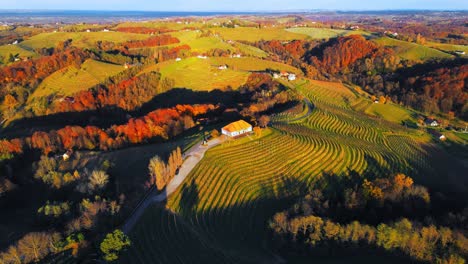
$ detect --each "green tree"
[8,53,15,63]
[100,230,130,262]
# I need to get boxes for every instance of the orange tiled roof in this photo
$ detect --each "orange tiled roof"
[222,120,251,133]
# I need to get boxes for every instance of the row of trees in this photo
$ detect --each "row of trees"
[116,26,174,34]
[0,47,89,88]
[0,104,215,160]
[121,35,180,49]
[28,104,215,154]
[147,147,183,190]
[0,232,62,263]
[269,172,468,263]
[48,71,167,114]
[255,35,467,119]
[270,215,466,263]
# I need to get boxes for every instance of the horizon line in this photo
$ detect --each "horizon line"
[0,8,467,12]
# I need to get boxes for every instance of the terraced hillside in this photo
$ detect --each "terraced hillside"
[20,31,150,49]
[373,36,453,61]
[142,57,298,91]
[120,78,467,263]
[29,59,125,100]
[286,27,371,39]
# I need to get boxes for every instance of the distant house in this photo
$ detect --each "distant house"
[231,54,241,58]
[103,29,110,32]
[280,71,289,77]
[218,65,228,70]
[197,55,208,59]
[64,96,75,103]
[288,74,296,81]
[425,119,439,127]
[439,135,447,141]
[273,73,280,79]
[175,57,182,61]
[455,51,466,55]
[86,29,91,32]
[62,150,72,161]
[221,120,252,137]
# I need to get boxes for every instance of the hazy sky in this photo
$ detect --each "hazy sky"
[2,0,467,11]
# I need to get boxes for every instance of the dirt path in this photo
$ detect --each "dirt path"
[122,137,223,233]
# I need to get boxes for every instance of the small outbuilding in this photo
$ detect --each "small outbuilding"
[221,120,252,137]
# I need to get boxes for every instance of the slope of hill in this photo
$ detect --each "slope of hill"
[120,79,467,263]
[141,57,299,91]
[20,31,150,49]
[213,27,308,42]
[29,59,125,100]
[285,27,371,39]
[373,36,453,61]
[0,44,37,63]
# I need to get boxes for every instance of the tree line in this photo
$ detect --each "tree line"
[147,147,183,190]
[269,172,468,263]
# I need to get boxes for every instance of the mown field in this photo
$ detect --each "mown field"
[425,41,468,54]
[142,57,249,90]
[142,56,298,91]
[120,79,468,263]
[20,31,150,49]
[213,27,308,42]
[164,30,268,57]
[29,59,125,100]
[0,44,37,62]
[373,37,453,61]
[286,27,351,39]
[363,102,414,124]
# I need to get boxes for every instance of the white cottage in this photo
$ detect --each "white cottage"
[221,120,252,137]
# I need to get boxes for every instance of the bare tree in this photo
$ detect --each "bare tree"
[148,156,167,190]
[0,246,22,264]
[258,115,270,128]
[16,232,60,263]
[176,147,183,167]
[88,170,109,191]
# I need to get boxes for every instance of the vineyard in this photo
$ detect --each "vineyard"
[118,78,464,263]
[29,59,125,100]
[20,31,151,49]
[213,27,308,42]
[373,36,452,61]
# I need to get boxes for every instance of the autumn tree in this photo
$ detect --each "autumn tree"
[100,230,130,262]
[88,170,109,192]
[258,115,270,128]
[16,232,61,263]
[211,129,220,138]
[148,156,169,190]
[253,126,262,138]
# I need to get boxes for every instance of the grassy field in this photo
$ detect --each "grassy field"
[425,41,468,54]
[142,56,299,91]
[165,30,267,57]
[232,42,268,58]
[364,102,414,124]
[373,37,453,61]
[120,79,468,263]
[286,27,372,39]
[209,57,301,74]
[0,44,37,62]
[29,59,125,99]
[286,27,351,39]
[142,57,249,90]
[20,31,150,49]
[213,27,308,42]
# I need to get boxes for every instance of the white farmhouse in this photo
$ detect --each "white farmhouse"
[221,120,252,138]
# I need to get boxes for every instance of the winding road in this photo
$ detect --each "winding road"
[122,97,314,234]
[122,137,223,233]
